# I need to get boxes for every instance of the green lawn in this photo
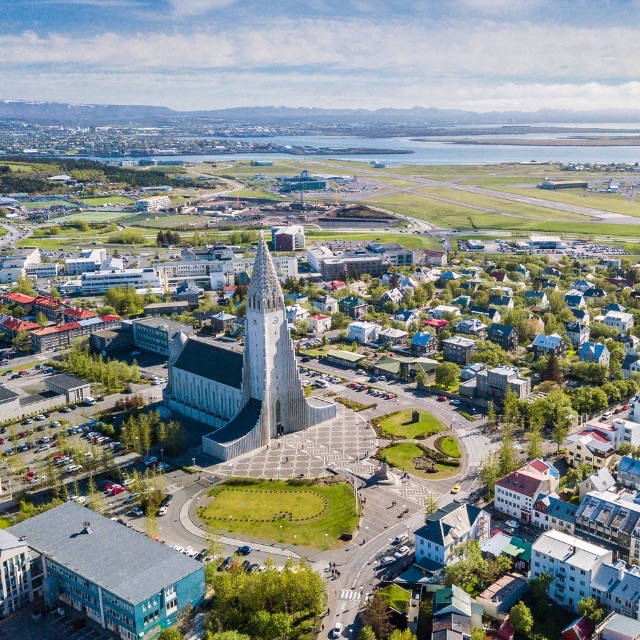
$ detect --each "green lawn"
[197,478,358,549]
[379,442,458,479]
[379,584,411,614]
[378,409,445,439]
[55,210,134,223]
[22,199,73,210]
[306,231,440,250]
[433,435,461,458]
[78,196,135,206]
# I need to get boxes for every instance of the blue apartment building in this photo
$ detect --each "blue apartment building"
[9,502,205,640]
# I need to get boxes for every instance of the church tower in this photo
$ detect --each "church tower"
[242,235,307,443]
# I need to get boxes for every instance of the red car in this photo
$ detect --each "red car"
[109,485,125,496]
[436,396,447,402]
[102,482,114,492]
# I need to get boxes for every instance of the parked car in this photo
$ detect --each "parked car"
[158,506,168,516]
[332,623,344,638]
[505,519,520,529]
[392,532,408,545]
[436,395,447,402]
[237,545,252,556]
[394,545,410,559]
[380,556,395,566]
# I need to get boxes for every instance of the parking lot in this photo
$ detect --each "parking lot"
[0,605,116,640]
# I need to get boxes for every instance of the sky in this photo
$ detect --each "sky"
[3,0,640,113]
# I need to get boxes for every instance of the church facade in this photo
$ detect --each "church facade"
[164,237,336,461]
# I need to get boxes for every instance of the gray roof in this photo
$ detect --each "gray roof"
[205,398,262,446]
[46,373,89,391]
[601,613,640,638]
[0,386,19,404]
[0,529,26,552]
[173,339,243,389]
[618,456,640,477]
[8,502,203,605]
[592,562,640,605]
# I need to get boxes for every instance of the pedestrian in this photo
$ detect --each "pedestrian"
[322,625,324,631]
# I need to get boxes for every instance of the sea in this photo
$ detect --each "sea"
[88,123,640,166]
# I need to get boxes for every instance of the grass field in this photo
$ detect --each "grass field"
[78,196,135,206]
[55,210,134,223]
[378,410,445,439]
[378,442,458,479]
[22,199,73,210]
[197,478,358,548]
[433,435,461,458]
[306,231,440,250]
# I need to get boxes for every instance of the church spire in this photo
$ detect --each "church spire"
[247,234,284,311]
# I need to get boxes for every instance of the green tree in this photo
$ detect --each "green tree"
[359,626,377,640]
[415,370,427,388]
[424,492,440,518]
[487,401,497,431]
[509,601,533,635]
[435,362,460,389]
[542,352,564,385]
[577,597,606,625]
[527,427,544,461]
[502,390,521,428]
[206,633,251,640]
[12,329,32,352]
[498,425,519,476]
[479,454,501,499]
[36,311,48,327]
[13,274,37,296]
[471,629,485,640]
[389,631,416,640]
[445,540,489,588]
[361,591,393,640]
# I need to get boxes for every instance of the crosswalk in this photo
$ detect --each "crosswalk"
[458,429,482,437]
[340,589,361,601]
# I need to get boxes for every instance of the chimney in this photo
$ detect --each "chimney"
[82,521,92,535]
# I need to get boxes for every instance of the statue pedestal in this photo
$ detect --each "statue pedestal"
[371,460,400,486]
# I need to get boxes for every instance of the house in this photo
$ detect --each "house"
[174,280,202,307]
[572,308,591,325]
[596,613,640,640]
[431,585,483,640]
[380,288,404,306]
[531,332,566,359]
[622,354,640,379]
[592,561,640,620]
[489,295,514,309]
[517,264,530,280]
[616,456,640,490]
[604,303,627,314]
[480,533,532,573]
[454,318,487,338]
[604,311,635,336]
[575,492,640,564]
[585,287,608,300]
[285,304,309,325]
[442,336,477,365]
[378,327,408,347]
[1,292,35,313]
[438,270,461,287]
[411,331,438,356]
[579,341,610,365]
[566,321,590,347]
[476,574,529,621]
[0,529,33,617]
[347,321,379,344]
[565,290,586,310]
[525,290,549,309]
[451,295,472,309]
[494,459,560,522]
[544,266,561,278]
[562,618,593,640]
[530,529,612,612]
[308,314,331,334]
[565,430,615,469]
[580,418,640,449]
[579,467,615,500]
[487,324,518,351]
[460,363,487,381]
[211,312,236,333]
[325,349,366,369]
[313,295,338,314]
[423,250,448,266]
[32,295,69,323]
[372,355,438,380]
[0,316,40,340]
[431,304,460,320]
[7,502,205,639]
[619,335,640,356]
[471,306,501,323]
[532,492,578,533]
[572,279,593,292]
[394,309,420,328]
[415,503,490,567]
[338,296,368,319]
[424,318,449,334]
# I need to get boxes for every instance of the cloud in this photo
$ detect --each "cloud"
[169,0,236,16]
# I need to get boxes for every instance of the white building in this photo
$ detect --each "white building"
[135,195,171,212]
[0,247,40,283]
[531,530,611,612]
[604,311,635,336]
[80,267,161,295]
[431,304,460,319]
[313,295,338,314]
[414,503,490,567]
[308,314,331,334]
[532,491,578,534]
[347,321,380,344]
[65,249,107,276]
[25,262,61,279]
[565,429,616,469]
[285,304,309,325]
[0,530,34,616]
[494,459,560,523]
[592,561,640,621]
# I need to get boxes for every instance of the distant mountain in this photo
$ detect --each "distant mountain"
[3,99,640,126]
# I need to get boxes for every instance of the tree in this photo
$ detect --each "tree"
[415,370,427,388]
[577,596,606,625]
[12,330,32,352]
[479,454,501,499]
[471,629,485,640]
[487,401,497,431]
[502,390,521,428]
[471,340,510,367]
[435,362,460,389]
[13,274,37,296]
[206,633,251,640]
[36,311,48,328]
[541,390,574,449]
[359,626,377,640]
[542,352,564,385]
[389,631,416,640]
[157,629,184,640]
[361,592,393,640]
[424,492,440,518]
[530,573,554,607]
[445,540,489,588]
[498,429,519,476]
[527,427,544,461]
[509,601,533,635]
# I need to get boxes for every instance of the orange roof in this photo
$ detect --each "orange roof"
[2,292,36,305]
[100,315,120,322]
[1,317,40,332]
[31,322,81,336]
[64,308,98,320]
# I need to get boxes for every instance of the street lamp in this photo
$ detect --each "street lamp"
[324,533,328,550]
[228,515,233,531]
[280,524,283,542]
[160,448,164,462]
[192,457,196,468]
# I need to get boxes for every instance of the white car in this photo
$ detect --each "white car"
[332,623,344,638]
[392,532,408,545]
[380,556,395,566]
[393,545,410,559]
[158,506,168,516]
[505,519,520,529]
